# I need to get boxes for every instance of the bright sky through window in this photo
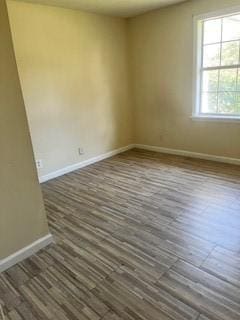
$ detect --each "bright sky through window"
[196,12,240,117]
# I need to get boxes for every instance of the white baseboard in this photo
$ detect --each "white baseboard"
[0,234,54,273]
[134,144,240,166]
[39,144,134,183]
[39,143,240,184]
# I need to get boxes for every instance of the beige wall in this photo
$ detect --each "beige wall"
[7,0,240,174]
[0,0,49,259]
[7,0,133,178]
[129,0,240,159]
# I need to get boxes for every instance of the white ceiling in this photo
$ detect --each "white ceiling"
[15,0,187,18]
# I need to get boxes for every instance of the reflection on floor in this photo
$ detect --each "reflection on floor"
[1,149,240,320]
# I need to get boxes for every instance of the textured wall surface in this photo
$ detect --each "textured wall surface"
[0,0,49,259]
[8,0,133,177]
[129,0,240,159]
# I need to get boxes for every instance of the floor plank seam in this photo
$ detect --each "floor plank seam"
[199,244,218,268]
[2,149,240,320]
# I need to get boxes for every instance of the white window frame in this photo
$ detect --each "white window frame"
[192,6,240,122]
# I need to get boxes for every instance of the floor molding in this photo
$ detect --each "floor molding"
[39,144,134,183]
[39,143,240,184]
[134,144,240,166]
[0,234,54,273]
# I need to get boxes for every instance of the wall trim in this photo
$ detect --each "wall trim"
[39,144,134,183]
[0,234,54,273]
[39,143,240,184]
[134,144,240,166]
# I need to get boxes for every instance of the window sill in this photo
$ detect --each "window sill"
[191,115,240,123]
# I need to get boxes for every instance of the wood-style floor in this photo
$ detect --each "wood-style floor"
[1,149,240,320]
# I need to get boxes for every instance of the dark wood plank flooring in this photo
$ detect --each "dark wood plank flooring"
[1,149,240,320]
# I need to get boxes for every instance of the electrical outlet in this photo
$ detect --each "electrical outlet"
[78,148,84,155]
[36,159,43,169]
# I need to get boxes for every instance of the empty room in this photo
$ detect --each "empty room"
[1,0,240,319]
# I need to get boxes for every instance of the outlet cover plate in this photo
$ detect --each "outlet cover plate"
[36,160,43,169]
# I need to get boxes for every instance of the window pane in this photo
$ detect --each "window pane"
[221,41,239,66]
[203,44,221,67]
[197,14,240,117]
[201,93,218,113]
[235,93,240,113]
[219,69,237,91]
[237,70,240,91]
[218,92,236,113]
[222,15,240,41]
[204,19,222,44]
[202,70,218,92]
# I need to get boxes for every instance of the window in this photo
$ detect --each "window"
[194,8,240,120]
